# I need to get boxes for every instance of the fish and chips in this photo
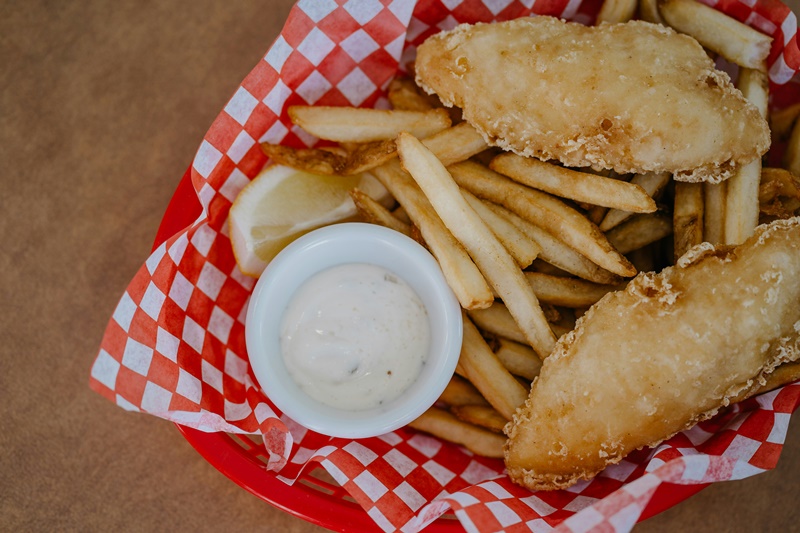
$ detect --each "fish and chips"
[231,6,800,496]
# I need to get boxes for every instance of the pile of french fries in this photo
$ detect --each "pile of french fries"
[259,0,800,458]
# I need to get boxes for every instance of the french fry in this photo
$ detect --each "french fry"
[605,212,673,255]
[462,190,541,268]
[387,77,439,111]
[658,0,772,70]
[482,201,623,285]
[350,188,412,237]
[494,338,543,381]
[371,159,494,309]
[449,161,637,278]
[262,139,399,176]
[467,303,527,346]
[288,106,451,142]
[339,139,399,175]
[267,121,485,177]
[530,259,572,278]
[599,172,671,231]
[587,205,609,225]
[724,68,768,245]
[458,315,530,419]
[398,133,557,357]
[425,122,489,167]
[597,0,638,24]
[638,0,665,24]
[260,143,347,174]
[673,181,705,259]
[408,407,506,458]
[451,405,508,433]
[438,375,491,407]
[392,205,411,224]
[524,271,620,308]
[703,181,727,245]
[491,154,656,213]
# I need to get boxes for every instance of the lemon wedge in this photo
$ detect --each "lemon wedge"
[229,164,390,276]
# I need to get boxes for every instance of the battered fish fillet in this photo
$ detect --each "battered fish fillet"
[504,217,800,491]
[415,17,770,183]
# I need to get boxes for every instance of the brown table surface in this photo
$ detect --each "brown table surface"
[3,1,799,531]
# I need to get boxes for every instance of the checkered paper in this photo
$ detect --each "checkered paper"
[91,1,800,532]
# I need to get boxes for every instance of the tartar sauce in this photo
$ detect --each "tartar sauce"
[280,263,430,411]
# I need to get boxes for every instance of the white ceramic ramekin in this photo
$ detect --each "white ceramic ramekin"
[245,222,463,439]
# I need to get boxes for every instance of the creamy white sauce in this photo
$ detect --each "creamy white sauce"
[280,263,430,411]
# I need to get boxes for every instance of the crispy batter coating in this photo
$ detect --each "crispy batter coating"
[504,218,800,491]
[415,17,770,183]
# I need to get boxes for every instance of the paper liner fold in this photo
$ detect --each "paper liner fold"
[91,1,800,531]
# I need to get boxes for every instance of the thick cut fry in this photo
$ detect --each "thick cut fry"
[703,181,727,245]
[350,188,411,236]
[599,172,670,231]
[398,134,557,357]
[638,0,665,24]
[288,106,451,143]
[262,139,399,176]
[597,0,638,24]
[495,338,543,381]
[587,205,609,225]
[491,154,656,213]
[462,191,541,268]
[339,139,398,175]
[531,259,572,278]
[673,181,705,259]
[724,68,768,245]
[468,304,527,346]
[458,316,530,419]
[371,159,494,309]
[409,407,506,458]
[449,161,636,278]
[387,77,438,111]
[392,205,411,224]
[260,143,346,174]
[438,375,491,407]
[484,203,622,285]
[424,122,489,167]
[524,272,620,308]
[451,405,508,433]
[658,0,772,70]
[605,213,673,255]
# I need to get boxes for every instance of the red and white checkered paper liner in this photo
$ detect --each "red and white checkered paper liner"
[91,0,800,531]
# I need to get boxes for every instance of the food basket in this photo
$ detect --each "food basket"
[92,1,800,531]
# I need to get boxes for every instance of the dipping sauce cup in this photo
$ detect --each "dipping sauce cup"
[245,223,463,439]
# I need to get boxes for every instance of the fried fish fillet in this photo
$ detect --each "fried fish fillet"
[504,217,800,491]
[415,17,770,183]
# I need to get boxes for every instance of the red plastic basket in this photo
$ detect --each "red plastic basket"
[153,168,709,532]
[133,1,800,527]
